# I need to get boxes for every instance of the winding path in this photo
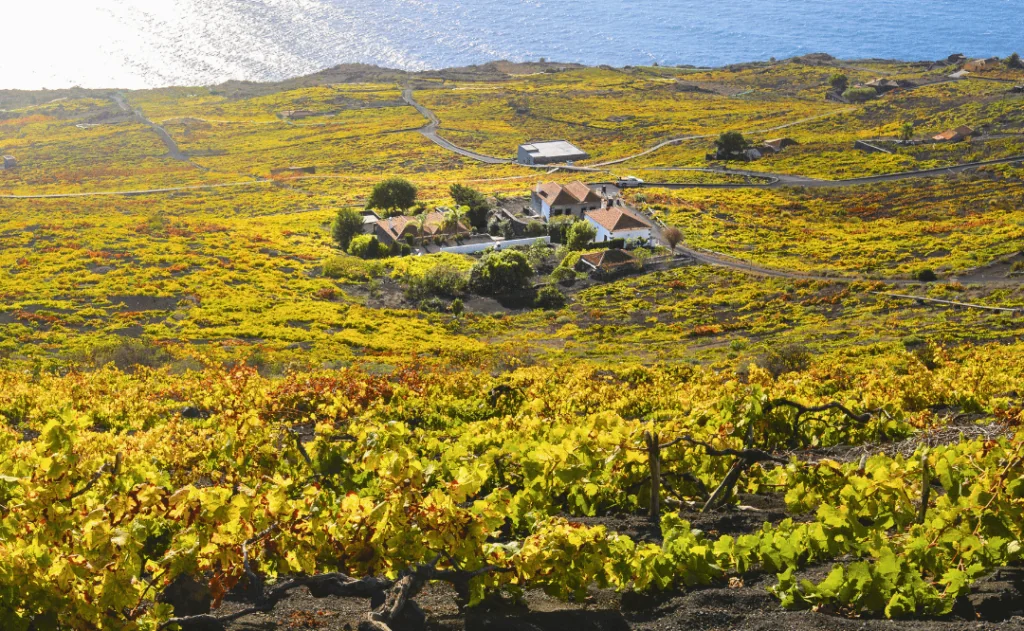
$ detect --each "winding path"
[607,154,1024,191]
[112,94,192,163]
[400,89,511,164]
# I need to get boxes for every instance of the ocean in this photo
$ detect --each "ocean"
[4,0,1022,90]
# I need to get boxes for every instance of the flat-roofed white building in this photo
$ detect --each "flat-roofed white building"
[517,140,590,165]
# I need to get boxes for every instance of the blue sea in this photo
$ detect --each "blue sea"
[4,0,1022,89]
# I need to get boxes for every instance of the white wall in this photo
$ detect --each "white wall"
[588,220,651,245]
[441,236,551,255]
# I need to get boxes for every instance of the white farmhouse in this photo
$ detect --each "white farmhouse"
[584,207,652,245]
[531,181,604,221]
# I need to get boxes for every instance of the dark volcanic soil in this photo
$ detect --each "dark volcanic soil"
[222,566,1024,631]
[218,433,1024,631]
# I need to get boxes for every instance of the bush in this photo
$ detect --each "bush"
[418,297,448,313]
[915,268,938,282]
[88,340,173,372]
[525,220,547,237]
[450,298,464,317]
[843,87,877,103]
[348,235,387,259]
[331,207,364,250]
[549,265,578,285]
[470,249,534,295]
[367,178,417,214]
[534,285,567,310]
[1007,53,1023,69]
[715,131,748,155]
[547,216,576,244]
[566,220,597,251]
[753,343,812,378]
[829,73,849,92]
[403,264,468,300]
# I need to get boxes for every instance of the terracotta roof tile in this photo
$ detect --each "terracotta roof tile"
[585,207,649,233]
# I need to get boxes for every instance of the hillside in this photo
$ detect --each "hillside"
[1,55,1024,631]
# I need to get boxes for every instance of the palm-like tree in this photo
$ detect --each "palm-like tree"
[899,122,915,144]
[444,206,466,235]
[414,212,429,244]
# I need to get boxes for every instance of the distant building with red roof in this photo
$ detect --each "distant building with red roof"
[932,125,975,142]
[374,211,469,245]
[576,248,638,274]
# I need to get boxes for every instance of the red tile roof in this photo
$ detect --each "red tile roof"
[376,211,468,242]
[579,248,637,270]
[932,125,975,141]
[585,207,649,233]
[536,181,603,206]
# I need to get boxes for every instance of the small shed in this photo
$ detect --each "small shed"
[933,125,975,142]
[964,58,1000,72]
[762,138,798,154]
[517,140,590,165]
[1,155,16,170]
[576,249,638,275]
[865,78,902,94]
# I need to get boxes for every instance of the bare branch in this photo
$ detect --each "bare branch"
[676,435,788,465]
[768,399,871,424]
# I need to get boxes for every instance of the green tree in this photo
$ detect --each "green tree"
[1007,53,1022,69]
[714,131,748,156]
[331,207,364,250]
[566,220,597,251]
[367,178,418,214]
[898,122,915,143]
[469,249,534,295]
[828,73,849,92]
[449,183,490,231]
[348,234,386,259]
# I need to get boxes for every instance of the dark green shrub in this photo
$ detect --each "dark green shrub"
[331,207,364,250]
[915,268,938,282]
[348,235,387,259]
[534,285,567,310]
[843,87,877,103]
[566,221,597,251]
[470,249,534,295]
[403,264,468,300]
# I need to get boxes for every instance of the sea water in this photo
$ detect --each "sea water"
[3,0,1022,89]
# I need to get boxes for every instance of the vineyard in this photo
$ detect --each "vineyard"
[1,55,1024,629]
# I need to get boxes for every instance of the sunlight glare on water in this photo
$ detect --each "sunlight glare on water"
[2,0,1021,89]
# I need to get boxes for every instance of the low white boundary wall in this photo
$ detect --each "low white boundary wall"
[441,236,550,254]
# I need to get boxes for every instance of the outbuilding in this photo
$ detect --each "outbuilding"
[576,249,638,275]
[1,155,16,170]
[517,140,590,165]
[584,207,652,245]
[933,125,975,143]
